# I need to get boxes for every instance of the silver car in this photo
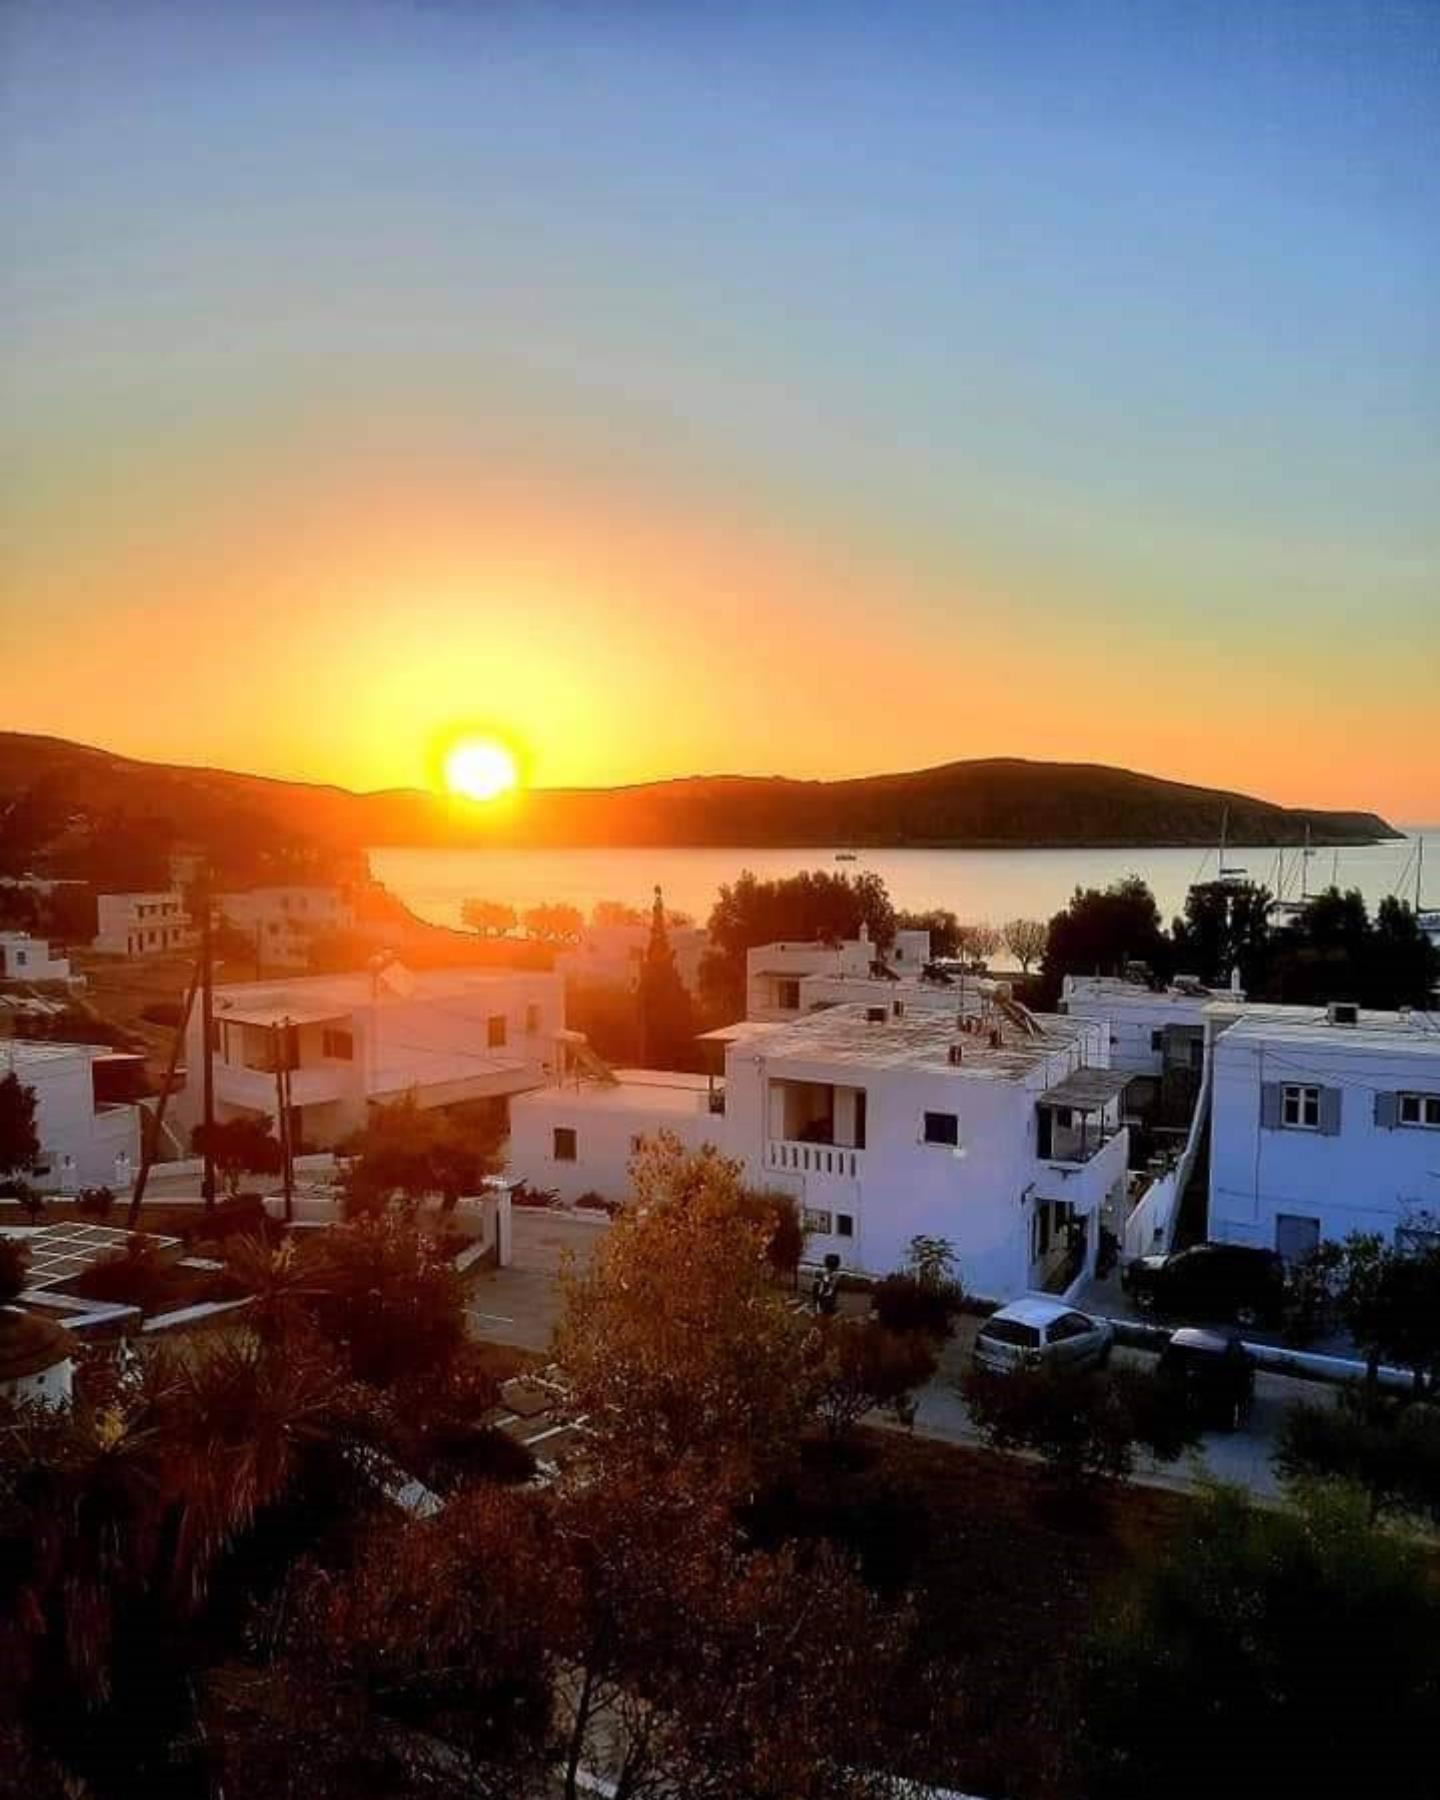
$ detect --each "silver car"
[972,1295,1114,1375]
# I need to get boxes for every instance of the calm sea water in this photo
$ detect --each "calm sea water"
[373,829,1436,940]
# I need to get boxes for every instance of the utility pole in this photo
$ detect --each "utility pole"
[272,1017,294,1225]
[126,954,203,1228]
[199,865,216,1214]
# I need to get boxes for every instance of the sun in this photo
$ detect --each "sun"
[443,737,519,802]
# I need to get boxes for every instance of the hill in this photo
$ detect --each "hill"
[0,734,1400,870]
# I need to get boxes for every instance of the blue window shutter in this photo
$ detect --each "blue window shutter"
[1260,1083,1282,1130]
[1374,1091,1399,1130]
[1319,1087,1343,1136]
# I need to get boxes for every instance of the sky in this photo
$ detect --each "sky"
[2,0,1436,817]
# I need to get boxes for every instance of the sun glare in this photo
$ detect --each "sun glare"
[444,736,519,802]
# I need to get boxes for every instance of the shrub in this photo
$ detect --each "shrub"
[75,1186,116,1219]
[871,1272,962,1339]
[809,1320,937,1442]
[574,1191,621,1216]
[0,1236,30,1302]
[1276,1391,1440,1524]
[425,1424,538,1491]
[68,1235,176,1315]
[961,1362,1199,1487]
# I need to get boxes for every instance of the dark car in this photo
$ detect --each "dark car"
[1122,1242,1286,1326]
[1156,1328,1256,1431]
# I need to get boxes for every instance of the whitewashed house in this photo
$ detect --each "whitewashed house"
[216,885,356,971]
[183,963,564,1148]
[0,1041,142,1190]
[0,932,72,983]
[555,921,709,994]
[745,928,945,1021]
[509,997,1131,1301]
[1208,1004,1440,1261]
[93,891,193,958]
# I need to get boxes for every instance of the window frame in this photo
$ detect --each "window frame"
[1281,1083,1321,1130]
[487,1014,508,1049]
[552,1126,577,1163]
[1398,1092,1440,1129]
[922,1110,960,1148]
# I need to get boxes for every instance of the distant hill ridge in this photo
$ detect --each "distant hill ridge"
[0,733,1400,855]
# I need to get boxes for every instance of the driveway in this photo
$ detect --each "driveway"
[465,1207,607,1353]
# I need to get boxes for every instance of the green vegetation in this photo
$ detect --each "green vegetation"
[700,867,896,1015]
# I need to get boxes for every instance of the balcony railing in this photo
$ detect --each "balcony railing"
[765,1139,862,1179]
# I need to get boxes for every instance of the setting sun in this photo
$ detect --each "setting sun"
[443,736,519,802]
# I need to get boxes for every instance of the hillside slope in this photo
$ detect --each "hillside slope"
[0,733,1399,856]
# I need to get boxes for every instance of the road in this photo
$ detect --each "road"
[469,1210,1331,1499]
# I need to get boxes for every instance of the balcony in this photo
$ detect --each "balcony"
[214,1062,346,1111]
[765,1139,863,1179]
[1033,1125,1129,1214]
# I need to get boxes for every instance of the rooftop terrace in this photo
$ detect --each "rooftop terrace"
[733,1002,1097,1081]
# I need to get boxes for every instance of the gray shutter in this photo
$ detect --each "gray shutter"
[1259,1083,1283,1130]
[1374,1091,1399,1130]
[1318,1087,1343,1136]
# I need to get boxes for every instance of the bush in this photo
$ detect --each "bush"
[810,1320,937,1442]
[574,1191,621,1216]
[0,1236,30,1302]
[75,1185,116,1219]
[68,1235,176,1315]
[961,1362,1200,1487]
[424,1424,538,1492]
[1276,1391,1440,1524]
[871,1272,962,1340]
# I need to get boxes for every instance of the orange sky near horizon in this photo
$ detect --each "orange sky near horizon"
[3,419,1433,822]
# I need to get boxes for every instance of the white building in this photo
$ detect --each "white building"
[1208,1004,1440,1261]
[745,928,939,1022]
[183,962,565,1148]
[0,1041,142,1191]
[555,922,710,993]
[216,885,356,971]
[509,997,1132,1301]
[0,932,71,983]
[510,1067,725,1202]
[93,892,193,958]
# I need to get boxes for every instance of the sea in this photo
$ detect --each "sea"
[372,828,1437,942]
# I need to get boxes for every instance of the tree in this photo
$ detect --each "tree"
[1037,875,1171,1006]
[307,1212,469,1390]
[555,1134,818,1486]
[0,1072,40,1178]
[1002,917,1047,974]
[895,907,962,958]
[700,868,896,1017]
[1080,1484,1440,1799]
[0,1236,29,1303]
[636,885,694,1067]
[736,1187,806,1287]
[954,921,1001,968]
[809,1319,936,1442]
[521,902,584,944]
[1303,1232,1440,1398]
[871,1235,964,1339]
[340,1092,500,1215]
[190,1114,284,1198]
[1171,879,1274,990]
[461,897,518,938]
[591,898,645,927]
[961,1362,1198,1487]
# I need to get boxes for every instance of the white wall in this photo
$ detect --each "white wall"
[94,892,191,957]
[508,1080,725,1203]
[0,1045,140,1189]
[0,934,71,982]
[217,887,356,969]
[1210,1030,1440,1253]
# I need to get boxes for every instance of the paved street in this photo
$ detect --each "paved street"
[467,1211,1334,1500]
[465,1207,607,1352]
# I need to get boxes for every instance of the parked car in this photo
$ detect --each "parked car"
[1156,1327,1256,1431]
[1122,1242,1285,1326]
[971,1296,1114,1375]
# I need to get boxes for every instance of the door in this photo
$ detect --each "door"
[1275,1214,1320,1265]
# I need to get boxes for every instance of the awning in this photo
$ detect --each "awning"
[1038,1068,1132,1111]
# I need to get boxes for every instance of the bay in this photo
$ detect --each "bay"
[372,828,1436,939]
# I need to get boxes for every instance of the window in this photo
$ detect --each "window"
[553,1127,577,1162]
[526,1003,542,1034]
[322,1028,354,1061]
[1399,1093,1440,1129]
[836,1212,854,1238]
[1047,1313,1093,1343]
[630,1134,644,1155]
[923,1111,959,1147]
[1282,1084,1320,1129]
[803,1207,833,1234]
[13,950,25,968]
[1150,1030,1163,1052]
[487,1015,507,1049]
[777,979,801,1010]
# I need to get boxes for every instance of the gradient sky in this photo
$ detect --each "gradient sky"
[2,1,1435,815]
